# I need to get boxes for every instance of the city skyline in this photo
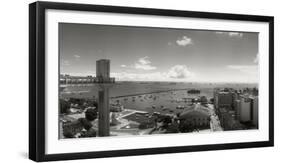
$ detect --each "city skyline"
[59,23,259,83]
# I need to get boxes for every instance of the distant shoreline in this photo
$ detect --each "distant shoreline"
[110,88,189,99]
[60,74,258,85]
[60,82,258,99]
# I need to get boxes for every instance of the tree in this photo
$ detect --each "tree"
[85,108,98,121]
[80,128,97,138]
[165,122,180,133]
[69,98,85,107]
[63,128,75,138]
[85,99,98,108]
[78,118,93,130]
[63,113,97,138]
[60,99,70,114]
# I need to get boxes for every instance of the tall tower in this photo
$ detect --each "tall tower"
[96,59,115,136]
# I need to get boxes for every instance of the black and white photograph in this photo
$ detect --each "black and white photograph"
[26,1,274,161]
[59,23,260,139]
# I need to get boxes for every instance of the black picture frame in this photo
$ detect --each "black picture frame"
[29,1,274,162]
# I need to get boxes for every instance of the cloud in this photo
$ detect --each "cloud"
[74,54,81,59]
[176,36,193,46]
[138,56,151,65]
[119,57,156,70]
[111,72,166,81]
[167,65,193,79]
[134,63,156,70]
[111,64,194,81]
[215,31,243,38]
[227,65,258,74]
[254,53,259,63]
[134,56,157,70]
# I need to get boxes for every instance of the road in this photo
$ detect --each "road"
[207,104,223,131]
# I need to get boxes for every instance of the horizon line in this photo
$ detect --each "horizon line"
[60,74,258,84]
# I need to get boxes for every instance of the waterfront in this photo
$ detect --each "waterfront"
[61,82,257,113]
[59,82,258,138]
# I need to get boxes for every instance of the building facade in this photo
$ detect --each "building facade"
[234,95,258,128]
[179,109,210,130]
[214,89,235,110]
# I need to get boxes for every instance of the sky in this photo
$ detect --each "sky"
[59,23,259,83]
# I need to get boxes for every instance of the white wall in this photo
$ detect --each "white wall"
[0,0,280,162]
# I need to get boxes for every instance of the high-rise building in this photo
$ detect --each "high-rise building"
[250,96,258,128]
[214,89,234,110]
[240,96,251,122]
[235,95,258,128]
[234,99,241,120]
